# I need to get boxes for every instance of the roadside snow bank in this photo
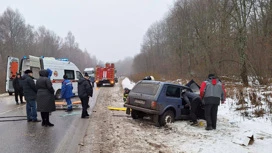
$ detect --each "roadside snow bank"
[120,77,272,153]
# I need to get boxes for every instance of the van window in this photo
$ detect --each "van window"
[65,70,75,80]
[76,71,83,79]
[166,86,180,98]
[132,82,160,96]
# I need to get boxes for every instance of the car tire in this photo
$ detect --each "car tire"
[55,89,62,100]
[159,110,175,126]
[131,109,144,119]
[8,92,13,96]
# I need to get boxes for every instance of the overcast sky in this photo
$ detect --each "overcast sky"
[0,0,173,62]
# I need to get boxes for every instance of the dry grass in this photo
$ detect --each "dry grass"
[253,108,265,117]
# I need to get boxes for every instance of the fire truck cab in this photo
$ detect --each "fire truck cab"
[95,63,116,87]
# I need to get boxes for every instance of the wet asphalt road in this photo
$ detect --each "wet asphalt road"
[0,87,100,153]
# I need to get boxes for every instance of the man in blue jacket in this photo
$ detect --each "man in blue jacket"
[61,75,73,112]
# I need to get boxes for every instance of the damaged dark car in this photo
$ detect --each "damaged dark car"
[124,80,204,126]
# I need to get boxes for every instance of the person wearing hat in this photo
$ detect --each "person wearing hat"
[21,69,41,122]
[61,74,73,112]
[12,72,25,105]
[181,89,202,126]
[78,72,93,118]
[200,74,226,130]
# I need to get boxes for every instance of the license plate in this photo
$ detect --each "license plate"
[134,99,145,105]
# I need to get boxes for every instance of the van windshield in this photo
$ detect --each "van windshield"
[132,82,160,96]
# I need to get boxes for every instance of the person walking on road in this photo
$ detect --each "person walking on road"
[181,89,202,126]
[13,73,25,105]
[61,75,73,112]
[78,73,93,118]
[200,74,226,130]
[21,70,41,122]
[36,70,56,127]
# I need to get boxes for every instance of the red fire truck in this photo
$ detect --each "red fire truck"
[95,63,116,87]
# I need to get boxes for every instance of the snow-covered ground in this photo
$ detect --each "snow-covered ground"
[121,77,272,153]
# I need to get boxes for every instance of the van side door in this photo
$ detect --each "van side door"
[6,56,19,94]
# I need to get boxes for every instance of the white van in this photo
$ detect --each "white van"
[6,55,83,99]
[83,68,95,78]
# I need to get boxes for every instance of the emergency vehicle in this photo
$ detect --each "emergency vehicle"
[83,67,95,78]
[6,55,83,99]
[95,63,116,87]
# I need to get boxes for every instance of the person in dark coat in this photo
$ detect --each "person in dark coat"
[200,74,226,130]
[181,89,202,126]
[78,73,93,118]
[13,73,25,105]
[21,69,41,122]
[36,69,56,126]
[61,74,73,112]
[123,88,131,115]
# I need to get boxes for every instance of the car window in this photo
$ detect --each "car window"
[166,85,180,98]
[64,70,75,80]
[132,82,160,96]
[76,71,83,79]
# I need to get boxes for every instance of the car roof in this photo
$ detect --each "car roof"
[139,80,190,89]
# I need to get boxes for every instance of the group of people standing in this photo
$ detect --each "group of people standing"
[21,69,56,126]
[181,74,226,130]
[14,69,93,127]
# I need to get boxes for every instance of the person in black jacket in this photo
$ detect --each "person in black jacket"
[78,73,93,118]
[21,69,41,122]
[36,70,56,127]
[181,89,202,126]
[13,73,25,105]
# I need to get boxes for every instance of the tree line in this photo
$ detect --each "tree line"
[132,0,272,85]
[0,8,98,92]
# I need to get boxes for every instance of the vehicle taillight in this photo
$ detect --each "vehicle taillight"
[151,101,157,109]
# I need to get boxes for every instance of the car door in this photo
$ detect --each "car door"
[160,84,182,117]
[186,79,200,95]
[6,56,19,94]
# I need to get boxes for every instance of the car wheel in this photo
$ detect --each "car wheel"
[8,92,13,96]
[131,109,143,119]
[159,110,175,126]
[55,89,61,100]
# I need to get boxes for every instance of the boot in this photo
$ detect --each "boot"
[45,112,54,127]
[46,121,54,127]
[41,112,46,126]
[205,126,213,130]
